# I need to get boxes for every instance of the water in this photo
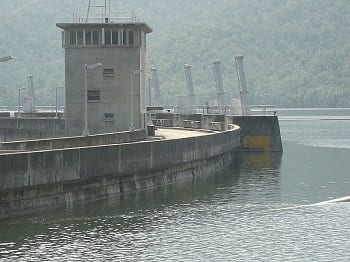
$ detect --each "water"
[1,108,350,261]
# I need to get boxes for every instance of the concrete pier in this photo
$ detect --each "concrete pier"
[151,113,283,152]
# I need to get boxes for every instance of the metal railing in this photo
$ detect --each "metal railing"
[151,105,236,115]
[150,104,277,116]
[73,12,138,23]
[249,105,276,116]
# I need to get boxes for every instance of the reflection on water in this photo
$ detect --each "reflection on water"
[0,152,283,261]
[1,108,350,261]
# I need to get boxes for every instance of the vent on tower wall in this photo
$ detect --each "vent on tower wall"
[88,90,100,102]
[103,68,115,77]
[104,113,115,122]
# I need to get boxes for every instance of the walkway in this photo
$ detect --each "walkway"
[154,127,217,140]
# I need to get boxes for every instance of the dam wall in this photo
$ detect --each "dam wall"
[0,128,240,218]
[0,118,65,142]
[0,129,146,152]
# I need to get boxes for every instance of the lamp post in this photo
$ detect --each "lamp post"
[82,63,102,136]
[18,87,25,118]
[130,69,143,131]
[55,85,63,118]
[148,77,153,106]
[0,55,14,63]
[147,77,153,125]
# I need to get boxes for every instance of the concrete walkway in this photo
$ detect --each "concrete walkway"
[153,127,217,140]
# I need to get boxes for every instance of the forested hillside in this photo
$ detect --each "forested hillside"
[0,0,349,107]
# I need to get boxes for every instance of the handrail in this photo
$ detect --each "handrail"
[72,12,138,23]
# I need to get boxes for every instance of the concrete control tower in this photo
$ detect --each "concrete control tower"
[57,11,152,135]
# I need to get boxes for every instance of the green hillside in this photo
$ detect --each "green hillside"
[0,0,349,107]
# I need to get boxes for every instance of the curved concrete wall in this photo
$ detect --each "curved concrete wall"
[0,127,240,218]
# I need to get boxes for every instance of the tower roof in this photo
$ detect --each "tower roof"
[56,11,152,33]
[56,22,152,33]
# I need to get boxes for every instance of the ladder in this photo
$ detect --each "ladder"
[86,0,111,22]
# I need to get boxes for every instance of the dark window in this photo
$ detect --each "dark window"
[105,30,111,45]
[92,30,99,45]
[112,30,118,45]
[103,68,115,77]
[128,30,134,45]
[77,30,84,45]
[85,30,92,45]
[88,90,100,102]
[123,30,127,45]
[70,31,76,45]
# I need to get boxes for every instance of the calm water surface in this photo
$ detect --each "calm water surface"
[1,108,350,261]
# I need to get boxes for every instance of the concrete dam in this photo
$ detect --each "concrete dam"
[0,114,282,219]
[0,126,240,218]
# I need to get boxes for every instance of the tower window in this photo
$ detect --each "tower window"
[129,30,134,45]
[85,30,99,45]
[77,30,84,45]
[105,30,111,45]
[88,90,100,102]
[104,29,119,45]
[85,30,92,45]
[92,30,99,45]
[123,30,127,45]
[70,31,76,45]
[112,30,118,45]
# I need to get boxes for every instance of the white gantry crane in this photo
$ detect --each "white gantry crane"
[151,67,162,106]
[213,59,226,109]
[184,64,196,108]
[235,55,249,116]
[23,75,35,113]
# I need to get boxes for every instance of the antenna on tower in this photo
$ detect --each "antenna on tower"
[86,0,111,22]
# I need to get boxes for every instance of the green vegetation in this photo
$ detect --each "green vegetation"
[0,0,349,107]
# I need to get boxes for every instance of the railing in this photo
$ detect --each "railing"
[0,106,65,118]
[73,12,138,23]
[149,104,277,116]
[249,105,276,116]
[0,106,9,112]
[154,105,236,115]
